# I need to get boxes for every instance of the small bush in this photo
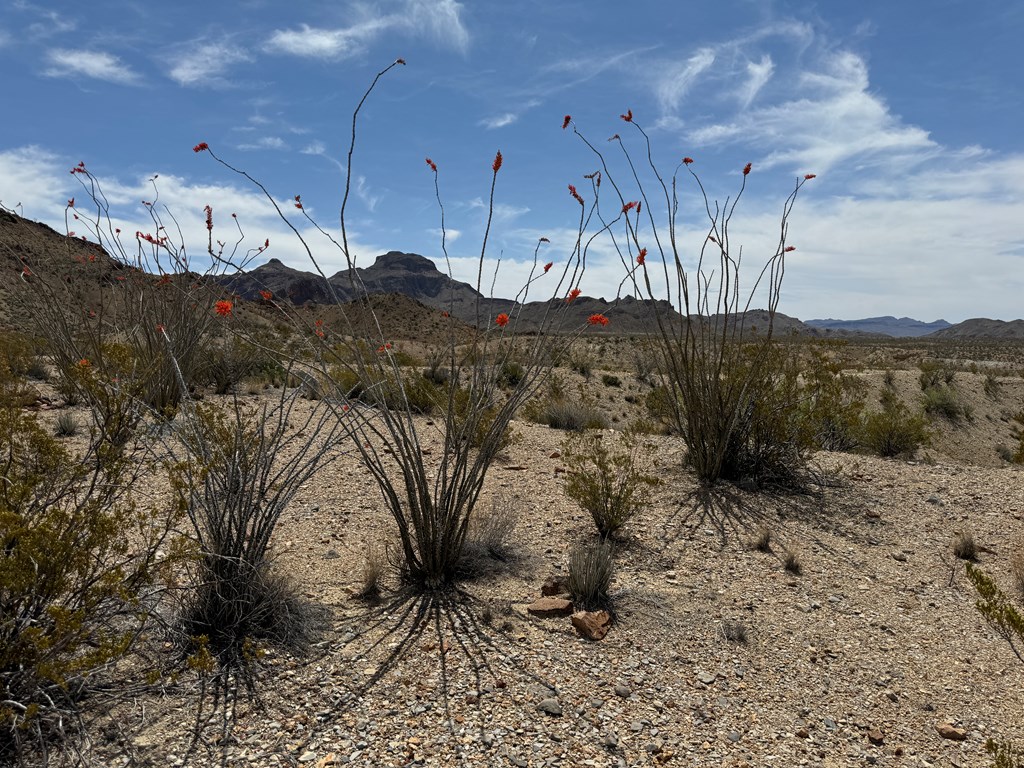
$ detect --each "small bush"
[496,360,525,389]
[354,543,386,601]
[953,531,977,561]
[459,496,520,574]
[526,396,608,432]
[751,525,773,553]
[601,373,621,388]
[783,548,803,575]
[858,390,929,458]
[563,431,659,538]
[921,385,971,423]
[721,620,748,644]
[919,360,956,390]
[984,373,1003,400]
[571,355,593,380]
[568,540,614,611]
[54,411,79,437]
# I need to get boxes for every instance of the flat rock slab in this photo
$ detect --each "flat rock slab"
[527,597,574,617]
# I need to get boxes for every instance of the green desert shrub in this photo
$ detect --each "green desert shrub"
[563,431,659,538]
[795,347,867,452]
[921,384,972,423]
[858,389,929,458]
[0,375,161,763]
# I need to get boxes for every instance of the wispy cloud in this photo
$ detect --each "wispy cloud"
[356,175,382,212]
[479,112,518,129]
[237,136,287,151]
[428,227,461,243]
[266,0,469,60]
[654,48,715,112]
[44,48,141,85]
[467,198,529,223]
[167,39,252,87]
[737,54,774,108]
[689,51,936,174]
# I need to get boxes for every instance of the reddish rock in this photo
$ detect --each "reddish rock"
[935,722,967,741]
[571,610,612,640]
[795,728,810,739]
[541,575,569,597]
[527,597,574,617]
[867,727,884,745]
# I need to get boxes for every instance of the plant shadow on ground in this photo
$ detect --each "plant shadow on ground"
[274,586,609,766]
[658,467,871,557]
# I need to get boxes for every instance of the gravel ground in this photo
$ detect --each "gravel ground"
[71,396,1024,768]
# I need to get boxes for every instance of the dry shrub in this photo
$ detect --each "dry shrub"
[783,547,803,575]
[751,525,773,553]
[953,531,978,562]
[859,389,929,458]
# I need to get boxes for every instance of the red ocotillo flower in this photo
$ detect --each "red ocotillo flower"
[743,162,752,176]
[683,157,694,165]
[622,201,638,214]
[568,184,584,205]
[804,173,817,180]
[214,300,233,317]
[495,313,510,328]
[637,248,647,266]
[492,151,503,173]
[294,195,303,210]
[562,115,571,130]
[543,262,553,273]
[204,205,213,231]
[260,290,273,301]
[193,142,209,153]
[620,109,633,122]
[425,157,437,172]
[784,246,796,252]
[588,313,610,326]
[566,288,581,303]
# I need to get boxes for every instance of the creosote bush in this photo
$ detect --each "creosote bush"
[563,431,659,538]
[0,362,165,764]
[859,389,929,458]
[953,531,978,561]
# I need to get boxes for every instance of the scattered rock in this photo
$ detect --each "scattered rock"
[298,751,317,763]
[541,575,568,597]
[527,597,574,617]
[614,683,631,698]
[935,722,967,741]
[697,671,716,685]
[549,451,561,459]
[571,610,612,640]
[537,698,563,716]
[892,551,908,562]
[867,727,884,745]
[796,728,810,739]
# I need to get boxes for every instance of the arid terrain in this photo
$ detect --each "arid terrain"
[13,342,1023,768]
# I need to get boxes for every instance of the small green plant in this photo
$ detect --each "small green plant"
[921,384,971,423]
[562,431,659,538]
[965,563,1024,765]
[721,620,748,644]
[567,540,614,610]
[858,389,929,458]
[953,531,978,561]
[919,360,956,390]
[601,373,621,388]
[54,411,79,437]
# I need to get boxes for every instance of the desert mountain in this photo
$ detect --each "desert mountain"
[805,316,952,337]
[925,318,1024,340]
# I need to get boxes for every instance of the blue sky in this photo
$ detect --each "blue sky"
[2,0,1022,322]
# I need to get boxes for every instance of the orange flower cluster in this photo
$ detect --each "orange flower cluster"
[620,109,633,122]
[377,342,393,353]
[294,195,303,210]
[682,157,694,165]
[214,300,233,317]
[492,151,503,173]
[259,290,273,301]
[588,313,609,327]
[193,142,209,153]
[566,288,581,303]
[743,162,752,176]
[495,313,510,328]
[543,262,553,273]
[425,157,437,172]
[636,248,647,266]
[568,184,584,205]
[562,115,571,130]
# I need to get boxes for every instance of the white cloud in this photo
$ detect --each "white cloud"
[27,10,76,38]
[301,141,327,155]
[0,146,73,217]
[479,112,518,129]
[44,48,141,85]
[167,39,252,87]
[266,0,469,60]
[356,175,382,212]
[654,49,715,112]
[467,198,529,223]
[737,54,774,108]
[427,227,461,243]
[237,136,287,151]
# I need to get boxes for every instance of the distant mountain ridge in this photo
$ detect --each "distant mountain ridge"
[805,316,952,337]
